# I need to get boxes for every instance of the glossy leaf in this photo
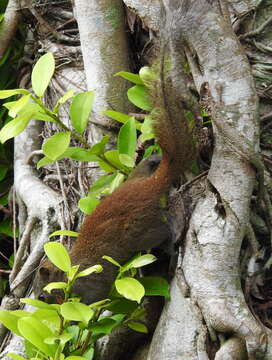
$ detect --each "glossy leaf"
[118,117,136,167]
[0,89,29,99]
[44,332,73,345]
[0,167,7,181]
[44,242,71,272]
[127,321,148,333]
[42,131,71,160]
[115,72,144,85]
[127,85,151,111]
[49,230,79,238]
[18,317,57,356]
[106,299,138,314]
[0,112,34,143]
[54,89,74,112]
[5,353,26,360]
[0,311,21,336]
[78,196,100,214]
[102,256,121,268]
[43,282,67,293]
[89,173,117,193]
[76,264,103,278]
[9,94,31,118]
[88,318,117,334]
[6,354,26,360]
[138,277,170,298]
[115,278,145,303]
[31,53,55,97]
[108,173,125,193]
[128,254,157,269]
[60,302,94,324]
[32,309,61,332]
[20,298,57,310]
[70,91,94,134]
[89,136,109,155]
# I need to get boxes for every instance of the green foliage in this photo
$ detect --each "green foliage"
[0,243,169,360]
[70,92,94,134]
[0,53,161,215]
[31,52,55,97]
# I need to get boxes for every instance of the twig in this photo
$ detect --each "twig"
[12,188,17,258]
[240,15,272,40]
[128,113,146,121]
[56,161,71,232]
[0,205,11,216]
[0,269,11,274]
[10,217,37,283]
[179,170,209,193]
[260,111,272,122]
[26,150,43,165]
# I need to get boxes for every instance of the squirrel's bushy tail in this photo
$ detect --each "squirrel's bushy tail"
[150,58,195,181]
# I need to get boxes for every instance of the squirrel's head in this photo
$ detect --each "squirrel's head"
[33,260,65,304]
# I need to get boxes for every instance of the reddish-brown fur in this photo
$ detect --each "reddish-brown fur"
[34,81,194,304]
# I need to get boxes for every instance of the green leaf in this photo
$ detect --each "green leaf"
[49,230,79,238]
[78,196,100,214]
[66,356,90,360]
[115,278,145,303]
[18,317,57,356]
[138,277,170,298]
[43,282,67,294]
[88,318,117,334]
[54,89,74,112]
[102,256,121,268]
[115,72,144,85]
[8,94,31,118]
[140,115,154,141]
[44,242,71,272]
[106,299,138,314]
[102,110,130,124]
[108,173,125,193]
[0,167,8,181]
[103,150,128,172]
[127,85,151,111]
[89,173,117,193]
[139,66,157,84]
[37,147,100,169]
[32,309,61,332]
[0,219,13,237]
[42,131,71,161]
[44,332,73,345]
[31,53,55,97]
[127,321,148,333]
[37,156,54,169]
[6,354,26,360]
[0,112,34,143]
[70,91,95,134]
[76,265,103,278]
[128,254,157,269]
[0,310,21,336]
[118,117,136,166]
[89,136,109,155]
[20,298,57,310]
[67,148,100,162]
[60,302,94,324]
[0,89,29,99]
[89,299,111,309]
[119,154,135,168]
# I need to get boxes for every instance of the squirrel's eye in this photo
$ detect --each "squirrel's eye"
[38,294,45,302]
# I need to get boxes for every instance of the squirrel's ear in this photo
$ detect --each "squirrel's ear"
[39,266,50,280]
